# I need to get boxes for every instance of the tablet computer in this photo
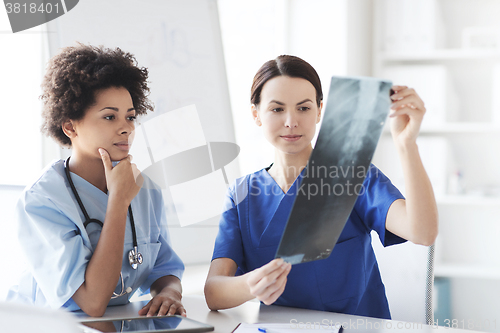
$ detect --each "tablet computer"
[79,315,214,333]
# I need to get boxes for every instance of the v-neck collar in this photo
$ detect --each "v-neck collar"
[69,170,109,202]
[65,158,120,198]
[262,163,306,195]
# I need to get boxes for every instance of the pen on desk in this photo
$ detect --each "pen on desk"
[257,325,344,333]
[258,325,342,333]
[258,328,280,333]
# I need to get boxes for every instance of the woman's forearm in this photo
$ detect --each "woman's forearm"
[72,194,129,317]
[204,274,254,310]
[396,141,438,245]
[150,275,182,297]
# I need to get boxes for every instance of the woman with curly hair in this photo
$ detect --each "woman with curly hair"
[7,44,185,317]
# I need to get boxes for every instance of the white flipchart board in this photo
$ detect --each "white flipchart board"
[45,0,235,265]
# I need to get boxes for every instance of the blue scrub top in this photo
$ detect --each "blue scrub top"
[7,160,184,311]
[212,164,405,319]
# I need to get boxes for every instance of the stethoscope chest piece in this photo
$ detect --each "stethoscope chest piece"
[128,246,143,270]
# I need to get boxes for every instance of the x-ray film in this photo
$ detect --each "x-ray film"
[275,76,393,264]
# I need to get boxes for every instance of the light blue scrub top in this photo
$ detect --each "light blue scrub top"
[212,164,405,319]
[7,160,184,311]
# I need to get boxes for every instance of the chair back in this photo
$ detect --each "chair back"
[372,232,435,325]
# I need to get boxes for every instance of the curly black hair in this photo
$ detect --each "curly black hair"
[40,43,154,147]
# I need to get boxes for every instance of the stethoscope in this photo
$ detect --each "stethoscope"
[64,157,143,298]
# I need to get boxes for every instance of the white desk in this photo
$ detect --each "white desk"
[74,295,480,333]
[75,295,480,333]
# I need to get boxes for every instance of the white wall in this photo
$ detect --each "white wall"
[0,186,27,299]
[0,10,44,300]
[219,0,371,176]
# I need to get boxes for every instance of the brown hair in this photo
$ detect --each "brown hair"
[250,55,323,107]
[40,43,153,147]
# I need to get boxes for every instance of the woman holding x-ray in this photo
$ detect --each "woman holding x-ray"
[205,55,439,319]
[7,44,185,317]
